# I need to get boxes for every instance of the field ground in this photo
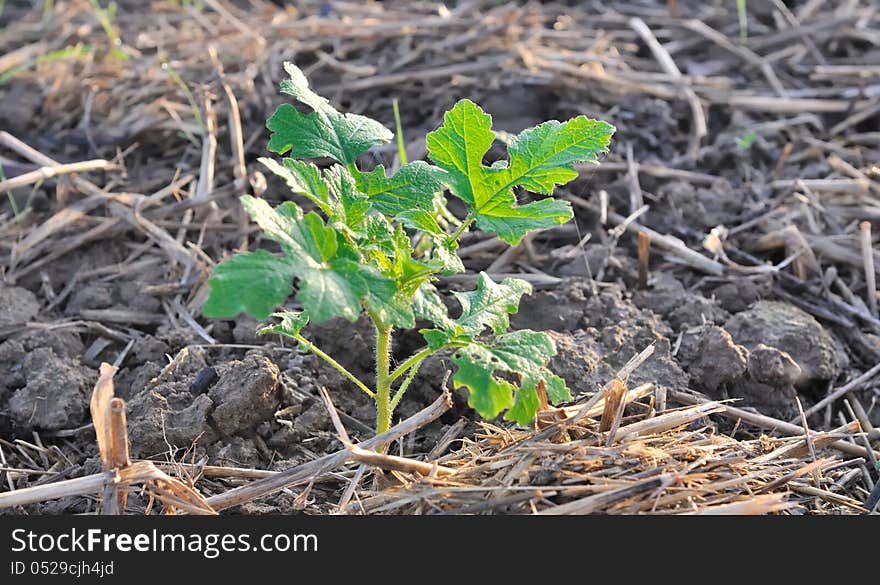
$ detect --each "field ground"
[1,0,879,514]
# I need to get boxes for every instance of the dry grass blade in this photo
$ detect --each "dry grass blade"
[599,378,627,433]
[90,363,118,472]
[683,494,796,515]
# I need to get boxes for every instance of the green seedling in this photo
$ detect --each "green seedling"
[736,130,757,150]
[89,0,127,61]
[161,59,204,143]
[204,62,615,434]
[737,0,748,43]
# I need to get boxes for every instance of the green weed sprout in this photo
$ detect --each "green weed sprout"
[204,63,615,434]
[735,130,757,150]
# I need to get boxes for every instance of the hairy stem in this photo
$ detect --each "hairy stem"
[389,346,436,383]
[293,333,374,398]
[374,322,394,435]
[389,356,425,413]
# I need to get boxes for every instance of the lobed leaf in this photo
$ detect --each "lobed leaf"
[419,272,531,346]
[451,273,532,337]
[266,62,392,165]
[324,164,370,230]
[257,310,310,339]
[355,161,447,218]
[205,195,400,323]
[451,330,572,425]
[258,157,333,216]
[413,282,453,332]
[426,99,615,244]
[203,250,295,320]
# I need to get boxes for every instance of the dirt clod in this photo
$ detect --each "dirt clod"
[0,286,40,326]
[546,284,688,397]
[209,355,281,437]
[7,348,95,431]
[634,273,729,330]
[724,301,846,386]
[687,326,749,393]
[748,344,802,388]
[125,350,281,457]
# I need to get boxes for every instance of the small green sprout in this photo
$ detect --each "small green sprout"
[737,0,748,42]
[204,63,615,434]
[736,130,757,150]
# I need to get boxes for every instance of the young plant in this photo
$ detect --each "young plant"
[203,63,615,434]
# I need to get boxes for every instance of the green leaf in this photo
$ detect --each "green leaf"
[453,353,516,419]
[298,259,365,322]
[413,283,452,330]
[452,273,532,337]
[324,164,369,230]
[421,329,451,351]
[231,195,399,323]
[506,385,539,427]
[266,62,392,164]
[431,236,465,274]
[242,196,328,262]
[353,261,415,328]
[257,310,310,340]
[426,99,614,244]
[258,157,332,215]
[358,214,396,257]
[203,250,294,320]
[469,198,575,245]
[355,161,447,217]
[418,273,530,347]
[451,330,571,425]
[396,209,443,235]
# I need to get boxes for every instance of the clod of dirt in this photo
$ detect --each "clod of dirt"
[748,344,802,388]
[541,284,688,396]
[651,178,744,231]
[678,325,805,419]
[711,281,763,313]
[232,316,262,345]
[548,328,687,397]
[633,273,729,330]
[147,346,208,389]
[687,326,749,392]
[126,391,215,458]
[209,436,261,468]
[208,355,281,437]
[127,335,170,366]
[0,339,27,389]
[724,301,846,385]
[7,348,95,431]
[513,278,592,332]
[291,401,331,439]
[125,348,280,457]
[732,379,798,419]
[0,286,40,326]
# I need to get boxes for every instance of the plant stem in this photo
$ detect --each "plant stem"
[389,356,425,413]
[450,215,475,242]
[389,346,436,383]
[374,323,393,435]
[293,333,375,398]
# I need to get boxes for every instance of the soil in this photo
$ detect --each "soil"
[1,0,879,515]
